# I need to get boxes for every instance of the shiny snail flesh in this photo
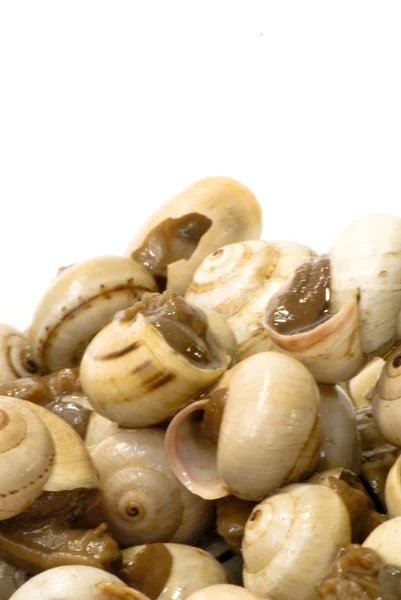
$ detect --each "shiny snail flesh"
[186,585,265,600]
[363,516,401,568]
[372,342,401,447]
[80,291,234,428]
[120,543,228,600]
[125,176,262,295]
[29,255,157,371]
[0,558,28,600]
[89,428,213,547]
[0,325,41,384]
[242,483,351,600]
[0,396,97,520]
[186,240,316,361]
[166,352,321,501]
[8,565,148,600]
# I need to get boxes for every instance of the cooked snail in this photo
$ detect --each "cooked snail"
[166,352,321,501]
[347,357,385,408]
[0,325,41,384]
[120,543,228,600]
[372,342,401,447]
[363,516,401,567]
[216,496,256,554]
[80,291,234,427]
[186,585,264,600]
[90,428,213,547]
[125,177,262,295]
[29,256,157,371]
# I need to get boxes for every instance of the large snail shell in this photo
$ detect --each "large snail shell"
[242,484,352,600]
[0,558,28,600]
[363,517,401,568]
[80,293,232,428]
[125,177,262,296]
[385,455,401,518]
[372,343,401,447]
[330,214,401,355]
[0,325,41,383]
[121,543,228,600]
[8,565,143,600]
[29,256,157,371]
[186,585,264,600]
[166,352,321,501]
[347,357,385,408]
[90,428,213,547]
[317,385,361,473]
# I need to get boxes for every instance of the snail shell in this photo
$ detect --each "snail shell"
[0,396,97,520]
[29,255,157,372]
[8,565,145,600]
[125,177,262,295]
[363,516,401,568]
[372,343,401,447]
[186,585,264,600]
[90,428,213,547]
[0,325,41,383]
[120,543,228,600]
[166,352,321,501]
[242,484,351,600]
[80,292,233,428]
[347,357,385,408]
[0,558,28,600]
[385,455,401,518]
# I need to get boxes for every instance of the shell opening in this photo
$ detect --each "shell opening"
[120,544,173,600]
[201,388,229,444]
[265,255,331,335]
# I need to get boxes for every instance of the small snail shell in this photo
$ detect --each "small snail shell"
[372,343,401,447]
[0,325,41,383]
[90,428,213,547]
[85,412,119,451]
[347,357,385,408]
[120,543,228,600]
[363,516,401,568]
[0,558,28,600]
[0,396,98,520]
[125,177,262,295]
[186,585,264,600]
[29,255,157,371]
[242,484,351,600]
[8,565,145,600]
[80,292,233,428]
[166,352,321,501]
[317,384,361,473]
[385,455,401,518]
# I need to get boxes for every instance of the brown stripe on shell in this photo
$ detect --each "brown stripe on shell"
[0,452,54,500]
[96,341,141,361]
[143,372,176,391]
[131,359,153,374]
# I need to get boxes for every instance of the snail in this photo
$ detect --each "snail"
[0,367,82,405]
[0,559,28,600]
[372,342,401,447]
[186,240,316,361]
[197,532,244,586]
[363,516,401,568]
[0,396,97,520]
[0,325,41,384]
[8,565,148,600]
[317,384,361,473]
[264,215,401,383]
[186,585,264,600]
[89,428,214,547]
[119,543,228,600]
[166,352,321,501]
[216,496,256,554]
[29,255,157,371]
[242,483,351,600]
[385,454,401,518]
[125,176,262,295]
[80,291,235,428]
[85,411,119,450]
[346,357,385,408]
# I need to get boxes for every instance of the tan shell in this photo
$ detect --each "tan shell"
[166,352,321,501]
[121,543,228,600]
[242,484,351,600]
[186,585,264,600]
[90,428,213,547]
[80,306,232,428]
[125,177,262,296]
[385,455,401,518]
[372,343,401,447]
[29,256,157,371]
[363,516,401,567]
[347,357,385,408]
[85,412,119,451]
[0,325,41,383]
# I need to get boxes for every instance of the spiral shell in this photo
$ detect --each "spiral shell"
[242,484,351,600]
[166,352,321,501]
[0,325,41,383]
[90,428,213,547]
[29,255,157,371]
[363,517,401,568]
[125,177,262,295]
[186,586,264,600]
[372,342,401,447]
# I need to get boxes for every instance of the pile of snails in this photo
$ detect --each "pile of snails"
[2,176,401,599]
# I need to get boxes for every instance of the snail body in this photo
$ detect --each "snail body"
[166,352,321,501]
[125,177,262,295]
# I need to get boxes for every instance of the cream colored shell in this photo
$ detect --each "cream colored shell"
[8,565,143,600]
[91,428,213,547]
[186,585,264,600]
[363,516,401,567]
[347,357,385,408]
[385,455,401,518]
[125,177,262,296]
[0,558,28,600]
[29,255,157,371]
[122,543,228,600]
[80,308,231,428]
[166,352,321,501]
[372,343,401,447]
[0,325,40,383]
[242,484,352,600]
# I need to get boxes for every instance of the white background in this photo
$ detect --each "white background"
[1,1,401,329]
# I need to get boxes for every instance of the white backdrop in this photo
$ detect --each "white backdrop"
[1,1,401,329]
